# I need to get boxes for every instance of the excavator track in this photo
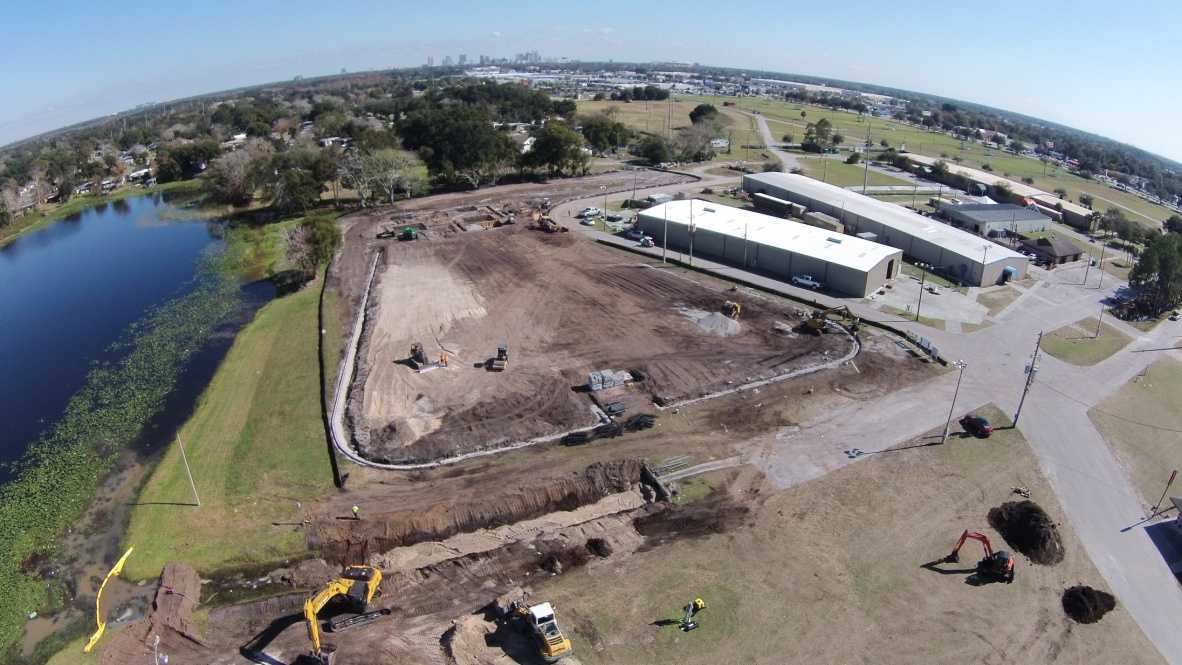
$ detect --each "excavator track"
[328,608,391,632]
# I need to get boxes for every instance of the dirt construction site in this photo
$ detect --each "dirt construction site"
[98,173,1164,665]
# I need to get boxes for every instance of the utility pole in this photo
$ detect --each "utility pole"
[176,433,200,507]
[1096,243,1106,290]
[916,263,927,321]
[1013,331,1043,427]
[662,204,668,263]
[862,122,872,193]
[1152,470,1177,517]
[1095,305,1106,338]
[941,360,967,444]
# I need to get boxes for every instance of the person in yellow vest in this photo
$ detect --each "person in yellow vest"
[351,505,360,520]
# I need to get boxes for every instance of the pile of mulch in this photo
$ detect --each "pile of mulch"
[987,500,1065,565]
[1062,585,1117,623]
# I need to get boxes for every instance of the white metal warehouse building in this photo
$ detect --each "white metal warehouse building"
[742,172,1029,285]
[637,199,903,297]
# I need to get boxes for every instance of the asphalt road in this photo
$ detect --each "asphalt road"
[553,181,1182,662]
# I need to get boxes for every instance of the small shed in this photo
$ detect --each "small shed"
[802,211,843,233]
[1020,235,1084,265]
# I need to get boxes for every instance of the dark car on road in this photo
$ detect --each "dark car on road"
[959,415,993,438]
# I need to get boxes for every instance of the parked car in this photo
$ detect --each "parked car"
[959,414,993,438]
[579,207,602,218]
[580,218,595,226]
[605,213,624,222]
[639,236,655,248]
[624,227,646,241]
[791,274,823,290]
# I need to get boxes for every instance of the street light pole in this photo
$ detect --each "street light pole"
[1095,305,1106,338]
[1096,243,1106,290]
[941,360,967,444]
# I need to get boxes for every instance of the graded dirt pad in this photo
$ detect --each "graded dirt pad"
[99,563,207,665]
[632,493,751,547]
[1062,585,1117,624]
[329,170,695,315]
[987,500,1065,565]
[347,221,850,463]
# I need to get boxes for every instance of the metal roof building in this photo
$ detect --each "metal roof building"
[940,203,1051,236]
[637,199,902,297]
[742,173,1028,286]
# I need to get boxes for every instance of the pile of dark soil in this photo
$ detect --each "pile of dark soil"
[586,538,614,557]
[1062,585,1117,623]
[987,500,1064,565]
[633,495,749,548]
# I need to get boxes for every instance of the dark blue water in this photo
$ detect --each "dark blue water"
[0,194,220,481]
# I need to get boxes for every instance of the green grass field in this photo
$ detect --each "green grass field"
[795,157,910,188]
[576,99,765,165]
[1039,316,1130,366]
[1091,358,1182,507]
[677,95,1175,228]
[122,272,332,580]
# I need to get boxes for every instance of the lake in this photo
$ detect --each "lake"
[0,194,260,482]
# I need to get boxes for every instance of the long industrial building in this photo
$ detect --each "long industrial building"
[637,199,903,297]
[743,172,1028,285]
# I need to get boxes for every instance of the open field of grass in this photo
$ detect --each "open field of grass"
[1040,316,1131,366]
[576,99,765,166]
[1091,358,1182,507]
[122,273,332,580]
[677,95,1176,228]
[0,179,202,248]
[536,405,1160,664]
[795,156,910,188]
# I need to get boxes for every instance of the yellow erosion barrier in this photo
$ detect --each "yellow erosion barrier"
[83,546,134,653]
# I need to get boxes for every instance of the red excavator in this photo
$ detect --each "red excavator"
[945,530,1015,583]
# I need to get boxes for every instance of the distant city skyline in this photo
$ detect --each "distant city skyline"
[3,1,1181,162]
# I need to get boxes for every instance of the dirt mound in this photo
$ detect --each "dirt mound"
[1062,585,1117,623]
[987,500,1064,565]
[99,563,209,665]
[633,495,749,547]
[586,538,613,557]
[312,460,644,564]
[681,308,741,336]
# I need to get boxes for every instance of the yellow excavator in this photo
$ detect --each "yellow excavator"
[803,305,859,335]
[304,565,387,665]
[722,301,742,320]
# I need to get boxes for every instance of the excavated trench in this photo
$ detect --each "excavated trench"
[309,459,648,566]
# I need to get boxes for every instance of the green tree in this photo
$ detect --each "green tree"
[1053,187,1067,197]
[781,133,794,144]
[845,152,860,165]
[1078,193,1094,209]
[1131,233,1182,313]
[202,141,272,205]
[580,114,632,153]
[287,216,342,277]
[524,122,588,177]
[636,135,673,165]
[1165,214,1182,235]
[688,104,720,125]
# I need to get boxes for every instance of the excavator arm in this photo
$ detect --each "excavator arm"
[303,565,383,661]
[946,530,994,562]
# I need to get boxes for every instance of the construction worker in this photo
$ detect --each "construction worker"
[351,505,360,520]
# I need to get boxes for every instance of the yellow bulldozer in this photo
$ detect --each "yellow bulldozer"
[722,301,742,320]
[508,594,573,663]
[531,211,568,233]
[304,565,388,665]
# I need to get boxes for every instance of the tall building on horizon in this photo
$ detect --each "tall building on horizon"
[458,54,468,65]
[443,55,454,67]
[427,55,434,67]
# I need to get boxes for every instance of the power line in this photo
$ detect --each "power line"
[1034,379,1182,434]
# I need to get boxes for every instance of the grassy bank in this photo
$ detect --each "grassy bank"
[0,180,201,248]
[122,270,332,579]
[1039,316,1131,365]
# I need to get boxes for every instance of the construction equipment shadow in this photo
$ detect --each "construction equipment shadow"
[239,613,302,664]
[478,605,549,665]
[920,560,1004,586]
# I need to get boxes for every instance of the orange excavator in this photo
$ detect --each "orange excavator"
[944,530,1015,583]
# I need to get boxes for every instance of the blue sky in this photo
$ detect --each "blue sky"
[2,0,1180,161]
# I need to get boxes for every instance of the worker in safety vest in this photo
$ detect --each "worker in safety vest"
[351,505,360,520]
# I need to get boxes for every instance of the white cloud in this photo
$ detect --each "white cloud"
[599,27,615,35]
[491,31,502,38]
